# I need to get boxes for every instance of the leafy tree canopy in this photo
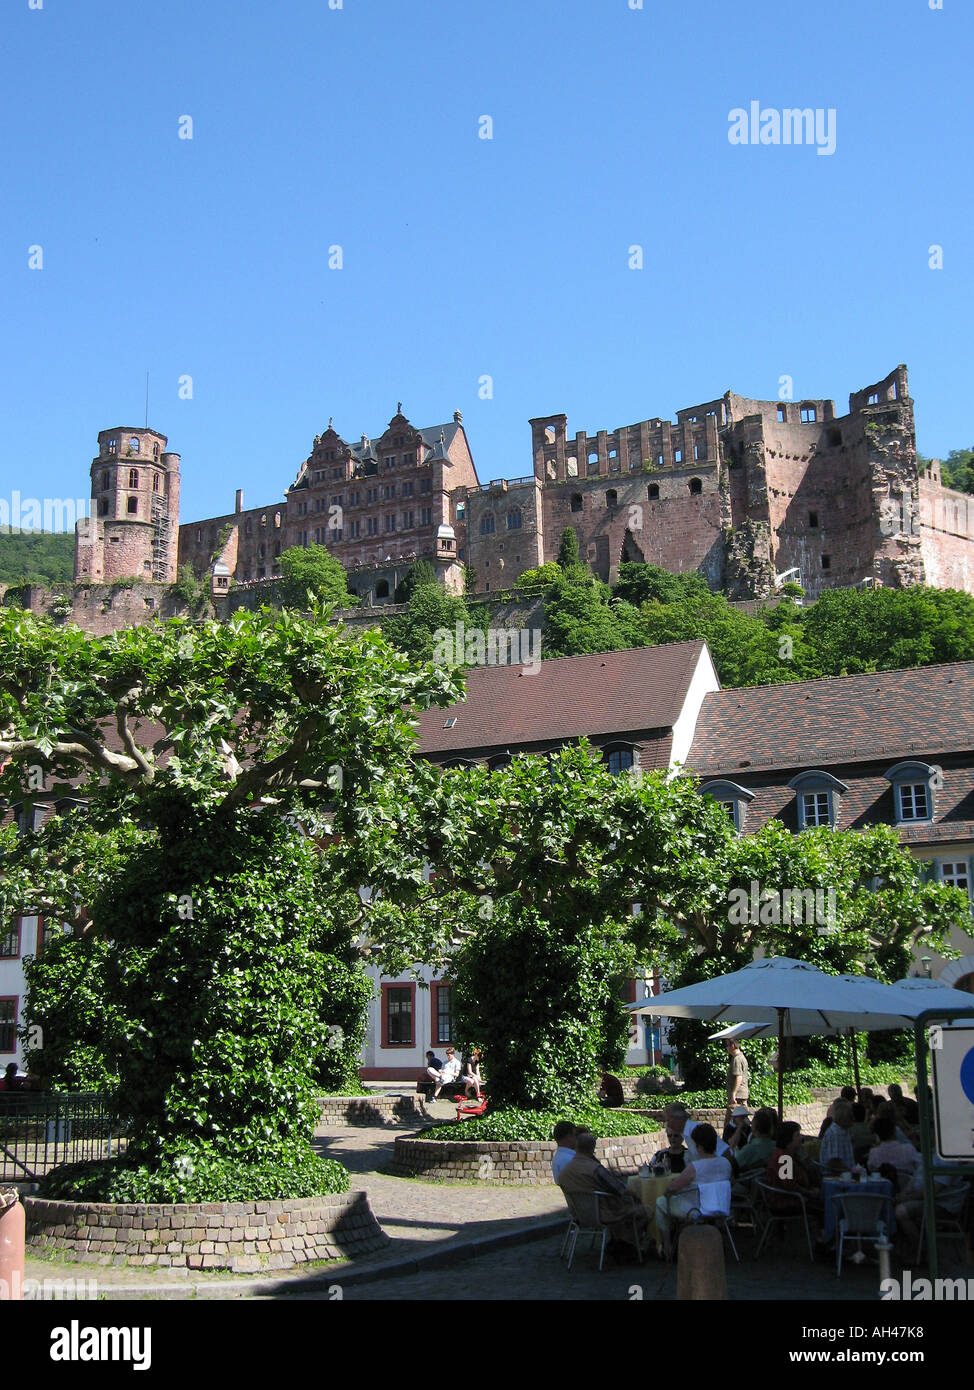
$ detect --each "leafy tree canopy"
[278,543,357,609]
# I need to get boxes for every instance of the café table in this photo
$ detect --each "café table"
[821,1175,895,1245]
[627,1173,674,1246]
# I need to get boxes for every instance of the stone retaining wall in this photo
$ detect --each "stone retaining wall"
[317,1094,428,1127]
[24,1190,389,1274]
[390,1130,666,1184]
[632,1102,831,1134]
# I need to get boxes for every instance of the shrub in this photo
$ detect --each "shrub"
[418,1104,661,1143]
[40,1145,349,1204]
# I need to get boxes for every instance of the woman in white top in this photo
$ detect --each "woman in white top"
[656,1122,733,1256]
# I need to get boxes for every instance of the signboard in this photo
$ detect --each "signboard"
[930,1024,974,1162]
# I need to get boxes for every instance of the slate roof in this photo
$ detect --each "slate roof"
[415,641,707,759]
[687,662,974,777]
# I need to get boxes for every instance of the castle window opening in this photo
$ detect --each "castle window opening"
[128,469,139,489]
[694,442,705,461]
[274,512,281,527]
[126,496,138,514]
[196,529,202,542]
[609,448,618,459]
[153,443,159,459]
[570,493,583,513]
[101,471,110,490]
[152,474,160,493]
[605,489,618,509]
[800,406,817,423]
[809,511,819,528]
[777,406,787,422]
[868,393,879,405]
[674,448,683,463]
[480,512,495,535]
[688,477,702,495]
[544,426,556,445]
[129,437,140,454]
[821,554,831,570]
[107,438,117,455]
[507,508,523,530]
[98,499,109,517]
[648,484,659,500]
[828,429,842,447]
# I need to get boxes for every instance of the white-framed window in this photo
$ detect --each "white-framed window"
[802,790,832,827]
[938,860,971,896]
[699,780,753,834]
[898,782,930,822]
[885,761,937,826]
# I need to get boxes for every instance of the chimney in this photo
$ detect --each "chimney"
[235,489,243,514]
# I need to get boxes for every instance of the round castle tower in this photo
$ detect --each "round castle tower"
[75,428,180,583]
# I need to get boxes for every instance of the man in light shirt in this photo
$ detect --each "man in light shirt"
[428,1045,462,1100]
[551,1122,578,1180]
[663,1104,731,1161]
[819,1099,856,1173]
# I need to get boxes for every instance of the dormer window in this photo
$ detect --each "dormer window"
[788,771,848,830]
[885,761,937,824]
[699,780,755,833]
[605,745,635,777]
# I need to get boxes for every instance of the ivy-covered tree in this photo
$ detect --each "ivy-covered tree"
[0,603,463,1200]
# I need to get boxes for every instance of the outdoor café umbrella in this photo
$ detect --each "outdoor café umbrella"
[710,976,974,1092]
[628,957,916,1119]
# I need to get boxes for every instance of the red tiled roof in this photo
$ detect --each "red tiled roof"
[688,662,974,776]
[416,641,708,756]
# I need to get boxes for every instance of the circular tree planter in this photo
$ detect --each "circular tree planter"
[24,1190,389,1274]
[390,1130,666,1184]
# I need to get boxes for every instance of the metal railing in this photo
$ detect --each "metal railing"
[0,1092,125,1181]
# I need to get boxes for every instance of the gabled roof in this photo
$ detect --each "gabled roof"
[688,661,974,777]
[416,641,709,756]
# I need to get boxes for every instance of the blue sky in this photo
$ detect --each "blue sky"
[1,0,971,525]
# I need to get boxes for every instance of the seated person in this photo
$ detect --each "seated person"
[650,1131,687,1175]
[872,1099,912,1146]
[462,1048,484,1099]
[734,1107,778,1176]
[849,1102,876,1165]
[0,1063,21,1092]
[419,1051,443,1100]
[551,1121,578,1180]
[819,1100,857,1173]
[723,1105,751,1149]
[427,1046,462,1100]
[867,1114,921,1192]
[598,1072,624,1109]
[764,1121,822,1215]
[895,1155,969,1257]
[557,1131,649,1256]
[663,1104,731,1161]
[656,1123,732,1254]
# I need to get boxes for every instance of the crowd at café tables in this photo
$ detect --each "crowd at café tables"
[550,1083,971,1268]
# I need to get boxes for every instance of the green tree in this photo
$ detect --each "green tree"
[394,558,437,604]
[940,447,974,495]
[384,582,477,664]
[278,544,356,608]
[0,602,463,1199]
[557,526,581,568]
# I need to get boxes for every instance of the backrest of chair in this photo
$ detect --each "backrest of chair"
[698,1180,732,1218]
[563,1189,603,1230]
[834,1192,887,1234]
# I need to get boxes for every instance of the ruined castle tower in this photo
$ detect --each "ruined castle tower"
[74,428,180,584]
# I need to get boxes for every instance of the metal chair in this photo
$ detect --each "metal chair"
[754,1180,815,1262]
[561,1189,644,1271]
[833,1191,888,1277]
[730,1170,762,1231]
[665,1181,739,1263]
